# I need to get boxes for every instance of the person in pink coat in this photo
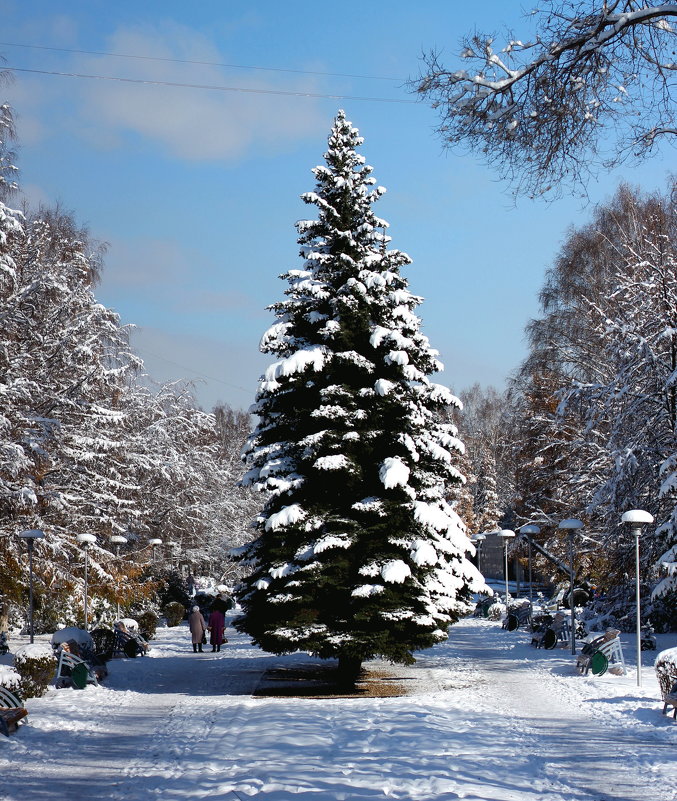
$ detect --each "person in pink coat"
[188,605,207,653]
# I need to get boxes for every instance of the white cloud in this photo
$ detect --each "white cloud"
[72,23,327,162]
[102,237,193,291]
[18,182,52,209]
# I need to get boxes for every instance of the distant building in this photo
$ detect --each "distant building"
[479,531,504,580]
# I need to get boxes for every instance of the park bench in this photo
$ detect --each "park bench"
[503,602,532,631]
[54,646,100,689]
[576,629,625,676]
[113,627,149,658]
[531,611,570,649]
[474,596,494,618]
[655,650,677,720]
[0,686,28,736]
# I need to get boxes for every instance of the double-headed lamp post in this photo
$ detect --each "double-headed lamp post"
[471,533,486,575]
[18,529,45,643]
[110,535,127,620]
[519,524,541,603]
[500,530,515,604]
[621,509,654,688]
[148,538,162,562]
[558,518,584,655]
[76,534,97,630]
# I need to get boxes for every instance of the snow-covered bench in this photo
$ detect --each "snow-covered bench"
[0,686,28,736]
[655,648,677,720]
[576,630,625,676]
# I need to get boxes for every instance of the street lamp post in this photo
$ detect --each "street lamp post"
[500,530,515,605]
[18,530,45,643]
[621,509,654,687]
[558,518,584,655]
[76,534,97,630]
[519,525,541,603]
[110,535,127,620]
[471,533,486,575]
[148,538,163,562]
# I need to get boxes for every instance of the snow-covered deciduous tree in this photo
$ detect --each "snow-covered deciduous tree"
[509,182,677,624]
[123,388,255,579]
[234,111,484,680]
[413,1,677,197]
[456,384,512,533]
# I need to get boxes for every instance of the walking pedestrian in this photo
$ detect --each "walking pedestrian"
[188,605,207,653]
[208,606,226,652]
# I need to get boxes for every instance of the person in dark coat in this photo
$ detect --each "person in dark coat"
[207,589,232,652]
[188,605,207,653]
[208,607,226,652]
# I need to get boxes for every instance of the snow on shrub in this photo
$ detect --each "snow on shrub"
[0,664,21,692]
[487,602,505,621]
[13,643,57,699]
[135,610,159,640]
[655,646,677,674]
[163,602,186,627]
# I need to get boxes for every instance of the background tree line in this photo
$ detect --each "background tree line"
[457,182,677,630]
[0,86,256,631]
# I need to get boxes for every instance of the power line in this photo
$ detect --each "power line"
[5,65,417,103]
[0,41,405,82]
[137,346,255,396]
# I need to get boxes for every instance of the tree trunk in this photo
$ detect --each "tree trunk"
[337,655,362,689]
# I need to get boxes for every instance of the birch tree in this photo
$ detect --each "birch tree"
[413,1,677,197]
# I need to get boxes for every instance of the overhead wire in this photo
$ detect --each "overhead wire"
[135,347,255,397]
[0,41,405,82]
[5,65,417,103]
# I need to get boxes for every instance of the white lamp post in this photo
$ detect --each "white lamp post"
[110,535,127,619]
[76,534,97,630]
[148,538,163,562]
[519,524,541,603]
[621,509,654,687]
[18,530,45,643]
[558,518,584,655]
[500,530,515,604]
[471,533,486,575]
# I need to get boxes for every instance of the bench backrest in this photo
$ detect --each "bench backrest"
[0,686,23,709]
[56,649,99,686]
[597,636,625,667]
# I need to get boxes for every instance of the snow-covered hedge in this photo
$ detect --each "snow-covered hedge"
[136,610,159,640]
[163,602,186,627]
[487,602,506,621]
[655,647,677,675]
[13,643,57,699]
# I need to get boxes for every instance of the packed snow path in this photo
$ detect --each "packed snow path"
[1,619,676,801]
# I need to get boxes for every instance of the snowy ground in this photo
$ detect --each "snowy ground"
[1,617,676,801]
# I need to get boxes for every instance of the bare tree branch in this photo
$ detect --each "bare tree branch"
[411,1,677,198]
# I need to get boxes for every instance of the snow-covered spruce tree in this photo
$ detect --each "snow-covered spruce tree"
[234,111,484,681]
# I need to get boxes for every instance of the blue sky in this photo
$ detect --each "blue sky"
[2,1,672,411]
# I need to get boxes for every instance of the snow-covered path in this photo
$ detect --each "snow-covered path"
[1,619,676,801]
[437,624,677,801]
